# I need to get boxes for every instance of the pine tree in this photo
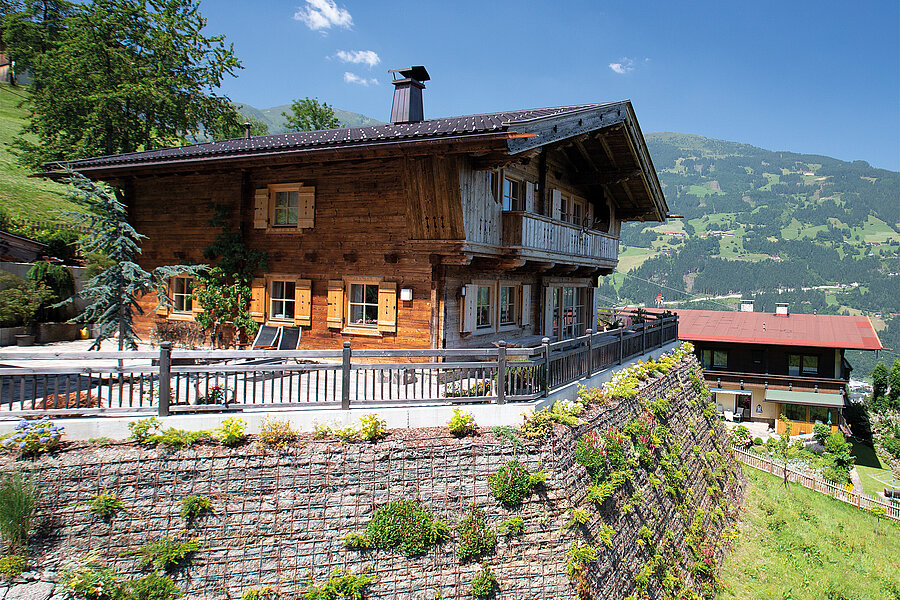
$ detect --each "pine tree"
[282,97,341,132]
[63,171,204,350]
[889,359,900,410]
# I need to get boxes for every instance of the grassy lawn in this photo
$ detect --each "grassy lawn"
[617,246,655,272]
[0,83,77,221]
[851,438,899,498]
[718,468,900,600]
[856,215,900,243]
[688,183,723,197]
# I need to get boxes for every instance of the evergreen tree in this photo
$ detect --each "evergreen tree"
[282,96,341,132]
[872,361,889,400]
[3,0,242,166]
[63,171,204,350]
[889,359,900,409]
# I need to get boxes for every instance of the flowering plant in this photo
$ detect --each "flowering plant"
[4,418,64,456]
[197,384,228,405]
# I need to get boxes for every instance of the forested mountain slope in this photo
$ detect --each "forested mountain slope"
[604,133,899,378]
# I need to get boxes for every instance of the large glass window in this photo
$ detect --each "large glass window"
[788,354,819,376]
[781,403,807,422]
[499,285,516,326]
[476,285,493,329]
[549,286,588,340]
[270,280,296,320]
[808,405,834,424]
[171,277,192,313]
[701,349,728,369]
[349,283,379,327]
[273,190,299,226]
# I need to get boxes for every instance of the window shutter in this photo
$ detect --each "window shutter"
[520,284,532,326]
[155,289,169,316]
[377,281,398,333]
[298,186,315,229]
[249,278,266,323]
[524,182,534,213]
[551,189,562,220]
[460,284,478,333]
[586,203,594,228]
[326,280,343,328]
[543,287,556,337]
[254,189,268,229]
[294,278,312,327]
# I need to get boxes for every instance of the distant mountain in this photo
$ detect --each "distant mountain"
[233,103,384,133]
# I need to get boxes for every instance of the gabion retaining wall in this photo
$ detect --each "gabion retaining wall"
[5,355,744,600]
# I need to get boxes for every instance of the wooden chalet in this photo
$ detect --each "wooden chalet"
[649,304,884,434]
[55,66,668,350]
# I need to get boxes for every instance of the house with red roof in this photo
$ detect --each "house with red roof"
[651,303,883,434]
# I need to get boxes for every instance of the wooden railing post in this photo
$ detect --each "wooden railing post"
[542,337,551,397]
[496,341,507,405]
[641,322,646,355]
[618,327,624,364]
[586,329,594,376]
[158,342,172,417]
[341,340,352,410]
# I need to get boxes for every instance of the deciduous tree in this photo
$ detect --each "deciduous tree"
[282,96,341,132]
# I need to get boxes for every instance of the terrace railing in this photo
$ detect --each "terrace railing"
[0,316,678,418]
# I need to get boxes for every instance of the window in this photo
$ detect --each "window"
[788,354,819,376]
[476,285,493,329]
[171,277,193,313]
[700,349,728,370]
[499,285,517,327]
[781,404,807,422]
[254,183,315,231]
[269,280,296,321]
[558,192,587,225]
[547,286,590,340]
[273,190,299,226]
[503,178,522,211]
[348,283,379,327]
[809,405,834,424]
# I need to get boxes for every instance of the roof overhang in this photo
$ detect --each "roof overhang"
[764,389,845,407]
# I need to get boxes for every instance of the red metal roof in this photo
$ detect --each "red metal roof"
[653,308,883,350]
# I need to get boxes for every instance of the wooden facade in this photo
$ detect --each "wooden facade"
[59,101,668,350]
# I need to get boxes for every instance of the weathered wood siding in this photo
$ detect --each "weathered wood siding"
[459,161,501,245]
[130,159,435,349]
[403,155,465,240]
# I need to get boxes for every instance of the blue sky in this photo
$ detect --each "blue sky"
[204,0,900,171]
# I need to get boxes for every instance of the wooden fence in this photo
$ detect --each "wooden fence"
[731,445,900,521]
[0,317,678,418]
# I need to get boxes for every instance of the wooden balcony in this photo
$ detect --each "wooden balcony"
[501,211,618,268]
[704,370,847,395]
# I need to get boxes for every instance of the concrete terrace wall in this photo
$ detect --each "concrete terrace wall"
[4,354,744,600]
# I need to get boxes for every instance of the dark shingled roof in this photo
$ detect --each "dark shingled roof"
[59,103,609,170]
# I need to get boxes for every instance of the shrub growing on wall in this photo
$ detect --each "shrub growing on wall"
[344,499,450,557]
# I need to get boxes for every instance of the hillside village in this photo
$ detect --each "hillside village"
[0,1,896,599]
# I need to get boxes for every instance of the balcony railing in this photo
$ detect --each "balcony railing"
[501,211,618,264]
[704,370,847,395]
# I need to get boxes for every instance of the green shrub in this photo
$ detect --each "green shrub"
[0,272,53,328]
[358,414,386,442]
[89,437,112,447]
[196,384,228,405]
[90,492,124,518]
[881,436,900,459]
[134,537,204,572]
[563,508,592,530]
[303,569,373,600]
[333,425,357,443]
[487,460,546,507]
[491,426,523,449]
[26,260,75,320]
[753,437,764,446]
[456,505,496,562]
[496,516,524,536]
[240,587,275,600]
[344,499,449,557]
[0,554,25,578]
[258,417,297,449]
[126,573,183,600]
[129,417,162,444]
[59,554,125,600]
[519,410,555,439]
[180,495,214,522]
[4,418,64,456]
[0,470,36,552]
[471,562,497,598]
[312,421,333,440]
[448,409,477,437]
[150,428,210,449]
[216,418,246,446]
[566,541,599,578]
[813,423,831,445]
[575,428,627,486]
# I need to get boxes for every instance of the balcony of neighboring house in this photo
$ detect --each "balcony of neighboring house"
[501,211,619,268]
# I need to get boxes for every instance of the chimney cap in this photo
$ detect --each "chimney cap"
[389,66,430,82]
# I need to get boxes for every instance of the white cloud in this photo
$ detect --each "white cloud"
[344,72,378,86]
[294,0,353,31]
[335,50,381,68]
[608,58,634,74]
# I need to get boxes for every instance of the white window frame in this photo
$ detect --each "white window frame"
[545,286,590,340]
[171,277,193,314]
[272,188,300,227]
[498,283,518,330]
[268,278,296,322]
[502,177,523,211]
[347,282,380,329]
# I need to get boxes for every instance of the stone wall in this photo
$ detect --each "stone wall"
[3,354,744,599]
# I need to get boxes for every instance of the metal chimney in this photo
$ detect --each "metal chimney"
[389,66,430,124]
